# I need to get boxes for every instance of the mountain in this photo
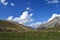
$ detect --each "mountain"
[0,20,30,32]
[38,16,60,30]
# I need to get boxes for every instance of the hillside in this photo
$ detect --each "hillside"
[0,20,30,32]
[0,20,60,40]
[38,16,60,30]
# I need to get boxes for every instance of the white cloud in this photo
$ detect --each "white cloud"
[30,13,33,16]
[0,0,8,6]
[3,2,8,6]
[48,13,60,22]
[26,7,32,11]
[7,7,33,25]
[20,11,29,20]
[14,11,33,24]
[0,0,15,6]
[7,16,13,20]
[10,3,15,6]
[45,0,60,4]
[26,7,30,10]
[28,22,42,28]
[1,0,6,3]
[6,7,45,28]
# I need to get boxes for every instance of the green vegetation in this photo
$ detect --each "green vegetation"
[0,20,60,40]
[0,31,60,40]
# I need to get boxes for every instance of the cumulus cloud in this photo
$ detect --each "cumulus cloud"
[28,22,42,28]
[0,0,15,6]
[48,13,60,22]
[0,0,8,6]
[45,0,60,4]
[1,0,5,3]
[6,7,46,28]
[7,7,33,25]
[13,11,33,24]
[7,16,13,20]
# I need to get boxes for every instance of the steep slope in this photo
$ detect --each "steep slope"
[0,20,30,32]
[38,16,60,29]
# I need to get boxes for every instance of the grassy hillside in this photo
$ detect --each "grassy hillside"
[0,31,60,40]
[0,20,60,40]
[0,20,30,32]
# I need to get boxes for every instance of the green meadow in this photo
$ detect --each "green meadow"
[0,31,60,40]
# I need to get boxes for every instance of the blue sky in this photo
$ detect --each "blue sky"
[0,0,60,28]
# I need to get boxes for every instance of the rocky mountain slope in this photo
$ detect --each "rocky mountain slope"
[38,16,60,29]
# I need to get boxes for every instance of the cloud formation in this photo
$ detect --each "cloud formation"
[0,0,15,6]
[48,13,60,22]
[7,16,13,20]
[7,7,33,25]
[28,22,42,28]
[0,0,8,6]
[6,7,42,28]
[13,11,33,24]
[45,0,60,4]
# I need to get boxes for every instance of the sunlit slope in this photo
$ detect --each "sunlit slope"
[0,20,30,32]
[38,16,60,30]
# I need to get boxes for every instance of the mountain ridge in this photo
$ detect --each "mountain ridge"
[38,16,60,29]
[0,20,30,32]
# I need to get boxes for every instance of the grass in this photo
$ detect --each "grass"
[0,31,60,40]
[0,20,60,40]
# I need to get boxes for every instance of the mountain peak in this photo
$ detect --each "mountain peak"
[38,14,60,29]
[48,14,60,22]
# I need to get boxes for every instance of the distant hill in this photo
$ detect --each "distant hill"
[38,16,60,30]
[0,20,30,32]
